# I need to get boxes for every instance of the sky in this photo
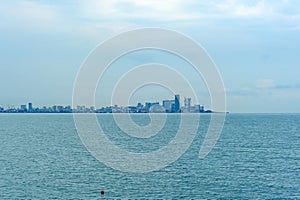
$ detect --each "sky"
[0,0,300,112]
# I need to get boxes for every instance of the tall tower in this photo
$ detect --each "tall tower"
[28,102,33,111]
[184,97,191,112]
[174,94,180,112]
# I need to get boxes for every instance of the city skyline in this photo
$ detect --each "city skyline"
[0,94,209,113]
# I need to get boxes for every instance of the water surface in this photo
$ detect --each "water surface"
[0,113,299,199]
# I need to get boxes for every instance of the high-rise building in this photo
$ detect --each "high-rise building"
[174,94,180,112]
[28,102,33,111]
[184,97,191,112]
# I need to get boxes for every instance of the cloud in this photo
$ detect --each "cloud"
[256,79,275,89]
[0,0,131,41]
[215,0,270,18]
[228,79,300,98]
[0,1,61,31]
[73,0,300,34]
[226,87,254,96]
[71,0,275,23]
[1,0,300,35]
[78,0,300,21]
[77,0,196,22]
[255,79,300,90]
[275,84,300,90]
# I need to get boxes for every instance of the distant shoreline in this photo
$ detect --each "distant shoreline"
[0,112,228,114]
[1,112,300,114]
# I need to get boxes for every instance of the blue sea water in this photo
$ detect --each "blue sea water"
[0,113,299,199]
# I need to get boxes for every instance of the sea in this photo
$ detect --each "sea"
[0,113,299,199]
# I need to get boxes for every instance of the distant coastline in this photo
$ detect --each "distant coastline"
[0,95,220,114]
[0,106,215,114]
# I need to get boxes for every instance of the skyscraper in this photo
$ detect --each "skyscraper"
[28,102,33,111]
[174,94,180,112]
[184,97,191,112]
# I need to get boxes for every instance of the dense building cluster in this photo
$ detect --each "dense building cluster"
[0,94,212,113]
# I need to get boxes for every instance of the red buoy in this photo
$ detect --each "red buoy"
[100,190,105,195]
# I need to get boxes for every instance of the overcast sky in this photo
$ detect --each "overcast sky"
[1,0,300,112]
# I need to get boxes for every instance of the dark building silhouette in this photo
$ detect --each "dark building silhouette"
[28,102,33,111]
[174,94,180,112]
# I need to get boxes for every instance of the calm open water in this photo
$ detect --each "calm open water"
[0,113,299,199]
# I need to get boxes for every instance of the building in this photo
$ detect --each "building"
[28,102,33,111]
[20,105,27,111]
[136,103,143,112]
[162,100,174,112]
[190,104,205,113]
[149,104,165,113]
[90,106,95,112]
[174,94,180,112]
[57,106,64,112]
[145,102,159,112]
[184,97,191,112]
[199,105,204,112]
[127,106,137,113]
